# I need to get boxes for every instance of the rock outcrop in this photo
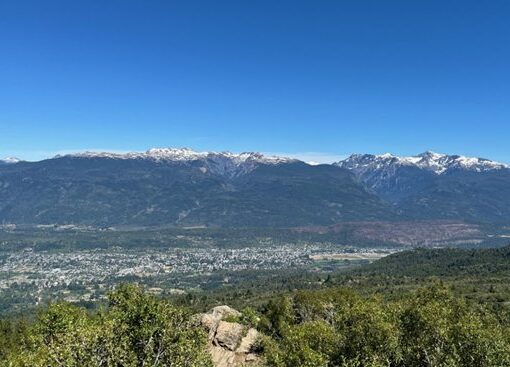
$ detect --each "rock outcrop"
[197,306,261,367]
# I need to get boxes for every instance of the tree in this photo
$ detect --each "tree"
[4,284,213,367]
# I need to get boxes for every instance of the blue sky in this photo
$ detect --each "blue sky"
[1,0,509,163]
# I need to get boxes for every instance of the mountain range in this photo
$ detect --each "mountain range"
[335,151,510,223]
[0,148,508,227]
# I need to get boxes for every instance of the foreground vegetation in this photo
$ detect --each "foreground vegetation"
[0,284,212,367]
[1,283,510,366]
[260,285,510,366]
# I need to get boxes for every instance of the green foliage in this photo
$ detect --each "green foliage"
[224,307,260,328]
[2,281,510,367]
[0,319,28,361]
[1,284,212,367]
[399,286,510,367]
[258,296,294,338]
[361,246,510,278]
[264,321,337,367]
[262,285,510,367]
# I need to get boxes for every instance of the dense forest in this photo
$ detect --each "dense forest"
[2,246,510,366]
[359,245,510,276]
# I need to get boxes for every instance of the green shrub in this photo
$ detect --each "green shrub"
[262,285,510,367]
[3,284,212,367]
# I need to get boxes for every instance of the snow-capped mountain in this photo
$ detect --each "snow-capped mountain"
[334,151,510,223]
[0,157,21,165]
[0,148,390,227]
[1,148,510,226]
[62,147,293,164]
[60,148,297,178]
[336,151,508,175]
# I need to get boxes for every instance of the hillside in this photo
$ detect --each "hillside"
[1,148,510,227]
[360,245,510,277]
[0,149,393,227]
[336,151,510,223]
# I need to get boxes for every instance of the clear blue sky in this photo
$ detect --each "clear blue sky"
[1,0,509,163]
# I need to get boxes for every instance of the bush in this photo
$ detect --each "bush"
[262,285,510,367]
[3,284,213,367]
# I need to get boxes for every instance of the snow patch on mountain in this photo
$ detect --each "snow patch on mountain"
[58,147,297,177]
[60,147,295,164]
[0,157,21,164]
[336,151,508,175]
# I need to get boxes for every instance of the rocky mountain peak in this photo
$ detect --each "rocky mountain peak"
[417,150,444,159]
[336,151,508,175]
[61,147,294,163]
[57,147,297,178]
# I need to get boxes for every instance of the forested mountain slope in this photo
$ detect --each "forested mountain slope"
[0,150,393,227]
[1,148,510,227]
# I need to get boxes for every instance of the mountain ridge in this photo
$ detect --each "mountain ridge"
[4,148,508,172]
[0,157,21,165]
[334,151,510,223]
[0,150,392,226]
[335,151,508,175]
[58,147,296,164]
[1,148,509,226]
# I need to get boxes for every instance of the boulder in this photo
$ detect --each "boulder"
[237,328,260,354]
[210,305,241,320]
[198,306,262,367]
[214,321,245,351]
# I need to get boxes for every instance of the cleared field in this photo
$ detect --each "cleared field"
[310,251,393,261]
